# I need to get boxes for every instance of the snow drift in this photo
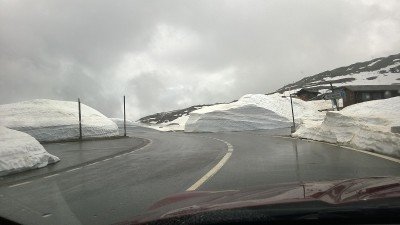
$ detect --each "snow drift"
[0,99,119,142]
[185,94,323,132]
[293,97,400,157]
[146,115,190,131]
[110,118,137,127]
[0,126,59,176]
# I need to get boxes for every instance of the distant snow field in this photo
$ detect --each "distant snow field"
[185,94,325,132]
[110,118,137,127]
[0,99,119,142]
[0,126,59,176]
[293,97,400,158]
[146,115,190,131]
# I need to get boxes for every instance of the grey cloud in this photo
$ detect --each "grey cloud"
[1,0,400,119]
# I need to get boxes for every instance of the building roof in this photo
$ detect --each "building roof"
[343,85,400,91]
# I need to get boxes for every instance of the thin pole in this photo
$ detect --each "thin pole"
[289,92,296,132]
[330,82,339,111]
[124,95,126,137]
[78,98,82,139]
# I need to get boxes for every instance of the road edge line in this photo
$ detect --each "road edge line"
[273,135,400,164]
[3,138,152,188]
[186,137,233,191]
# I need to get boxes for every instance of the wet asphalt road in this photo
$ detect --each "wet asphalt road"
[1,126,400,225]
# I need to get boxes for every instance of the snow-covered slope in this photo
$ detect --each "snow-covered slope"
[293,97,400,157]
[0,99,119,142]
[138,105,209,125]
[110,118,137,127]
[137,103,226,131]
[146,115,190,131]
[276,53,400,95]
[0,126,60,176]
[185,94,324,132]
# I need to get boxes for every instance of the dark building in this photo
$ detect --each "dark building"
[295,88,320,101]
[342,85,400,107]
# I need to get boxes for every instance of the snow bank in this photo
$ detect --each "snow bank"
[110,118,137,127]
[293,97,400,157]
[0,99,119,142]
[307,99,343,111]
[185,94,324,132]
[147,115,190,131]
[0,126,59,176]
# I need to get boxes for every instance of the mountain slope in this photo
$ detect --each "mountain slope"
[138,104,213,125]
[276,53,400,93]
[139,53,400,130]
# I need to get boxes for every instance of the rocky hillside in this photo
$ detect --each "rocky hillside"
[139,104,212,124]
[276,53,400,93]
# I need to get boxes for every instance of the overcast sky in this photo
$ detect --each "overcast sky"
[1,0,399,120]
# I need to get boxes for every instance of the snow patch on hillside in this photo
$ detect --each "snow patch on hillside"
[293,97,400,157]
[0,126,59,176]
[147,115,190,131]
[322,70,400,86]
[0,99,119,142]
[367,59,382,67]
[185,94,324,132]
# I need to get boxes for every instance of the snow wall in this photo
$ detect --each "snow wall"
[0,126,59,176]
[293,97,400,158]
[185,94,323,132]
[110,118,137,127]
[0,99,119,142]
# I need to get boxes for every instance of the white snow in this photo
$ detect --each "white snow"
[0,126,60,176]
[280,88,301,98]
[110,118,137,127]
[293,97,400,157]
[320,62,400,86]
[307,100,338,111]
[185,94,324,132]
[148,114,190,131]
[367,59,382,67]
[0,99,119,142]
[322,72,400,86]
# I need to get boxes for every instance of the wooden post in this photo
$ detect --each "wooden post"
[78,98,82,139]
[124,95,126,137]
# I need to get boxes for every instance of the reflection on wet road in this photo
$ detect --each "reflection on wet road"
[1,126,399,225]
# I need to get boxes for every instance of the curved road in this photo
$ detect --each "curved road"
[1,126,400,225]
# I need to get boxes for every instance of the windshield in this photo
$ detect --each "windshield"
[0,0,400,225]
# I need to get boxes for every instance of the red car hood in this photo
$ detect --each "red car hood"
[126,176,400,224]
